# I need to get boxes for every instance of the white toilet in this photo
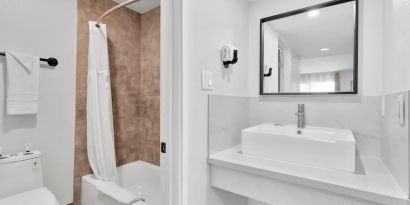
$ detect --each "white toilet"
[0,150,59,205]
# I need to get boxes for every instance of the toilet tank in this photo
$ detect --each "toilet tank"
[0,151,43,198]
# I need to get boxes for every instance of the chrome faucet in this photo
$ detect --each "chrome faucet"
[295,104,305,130]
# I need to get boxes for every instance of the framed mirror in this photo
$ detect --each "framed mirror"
[260,0,358,95]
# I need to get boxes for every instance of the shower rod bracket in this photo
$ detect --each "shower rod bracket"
[95,0,141,28]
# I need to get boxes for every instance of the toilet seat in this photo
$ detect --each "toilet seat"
[0,188,59,205]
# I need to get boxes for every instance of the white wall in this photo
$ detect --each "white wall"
[183,0,391,204]
[182,0,250,204]
[0,0,77,204]
[382,0,410,94]
[379,0,410,197]
[247,0,384,97]
[360,0,384,96]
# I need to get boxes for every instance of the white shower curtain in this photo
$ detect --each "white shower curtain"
[87,21,118,183]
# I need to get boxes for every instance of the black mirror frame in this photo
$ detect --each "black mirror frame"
[259,0,359,95]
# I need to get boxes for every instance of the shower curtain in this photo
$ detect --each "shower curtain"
[87,21,118,183]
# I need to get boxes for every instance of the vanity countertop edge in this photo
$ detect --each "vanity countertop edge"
[208,146,409,205]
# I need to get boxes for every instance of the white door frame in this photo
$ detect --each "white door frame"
[160,0,183,204]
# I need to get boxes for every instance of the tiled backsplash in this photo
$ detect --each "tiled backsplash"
[209,94,381,156]
[381,91,409,195]
[209,93,409,196]
[248,97,381,156]
[209,95,249,155]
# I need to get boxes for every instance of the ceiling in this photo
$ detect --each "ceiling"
[266,1,355,59]
[112,0,160,14]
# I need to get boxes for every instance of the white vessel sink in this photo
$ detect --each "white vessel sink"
[241,123,356,172]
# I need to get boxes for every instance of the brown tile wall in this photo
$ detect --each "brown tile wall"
[73,1,160,204]
[139,7,161,166]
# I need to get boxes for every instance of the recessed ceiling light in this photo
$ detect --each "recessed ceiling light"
[308,10,320,17]
[320,48,329,51]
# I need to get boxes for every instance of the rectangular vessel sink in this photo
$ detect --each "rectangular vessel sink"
[242,123,356,173]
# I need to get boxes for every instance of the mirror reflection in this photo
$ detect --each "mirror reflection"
[261,1,357,94]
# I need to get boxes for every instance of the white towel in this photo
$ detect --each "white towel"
[5,52,40,115]
[96,181,147,205]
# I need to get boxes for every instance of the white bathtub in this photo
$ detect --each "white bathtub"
[82,160,160,205]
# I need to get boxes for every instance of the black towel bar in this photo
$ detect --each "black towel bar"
[0,52,58,67]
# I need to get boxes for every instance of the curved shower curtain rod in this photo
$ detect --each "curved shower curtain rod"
[96,0,141,28]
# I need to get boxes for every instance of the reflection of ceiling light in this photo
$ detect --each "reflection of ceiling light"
[308,10,320,17]
[320,48,329,51]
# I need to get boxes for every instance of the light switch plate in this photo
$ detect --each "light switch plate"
[201,70,213,90]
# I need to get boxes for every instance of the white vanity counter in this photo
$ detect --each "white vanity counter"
[209,146,409,205]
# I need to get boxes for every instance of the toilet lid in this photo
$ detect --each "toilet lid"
[0,188,58,205]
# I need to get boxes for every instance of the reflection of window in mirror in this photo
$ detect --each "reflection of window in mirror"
[299,70,354,92]
[298,55,354,92]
